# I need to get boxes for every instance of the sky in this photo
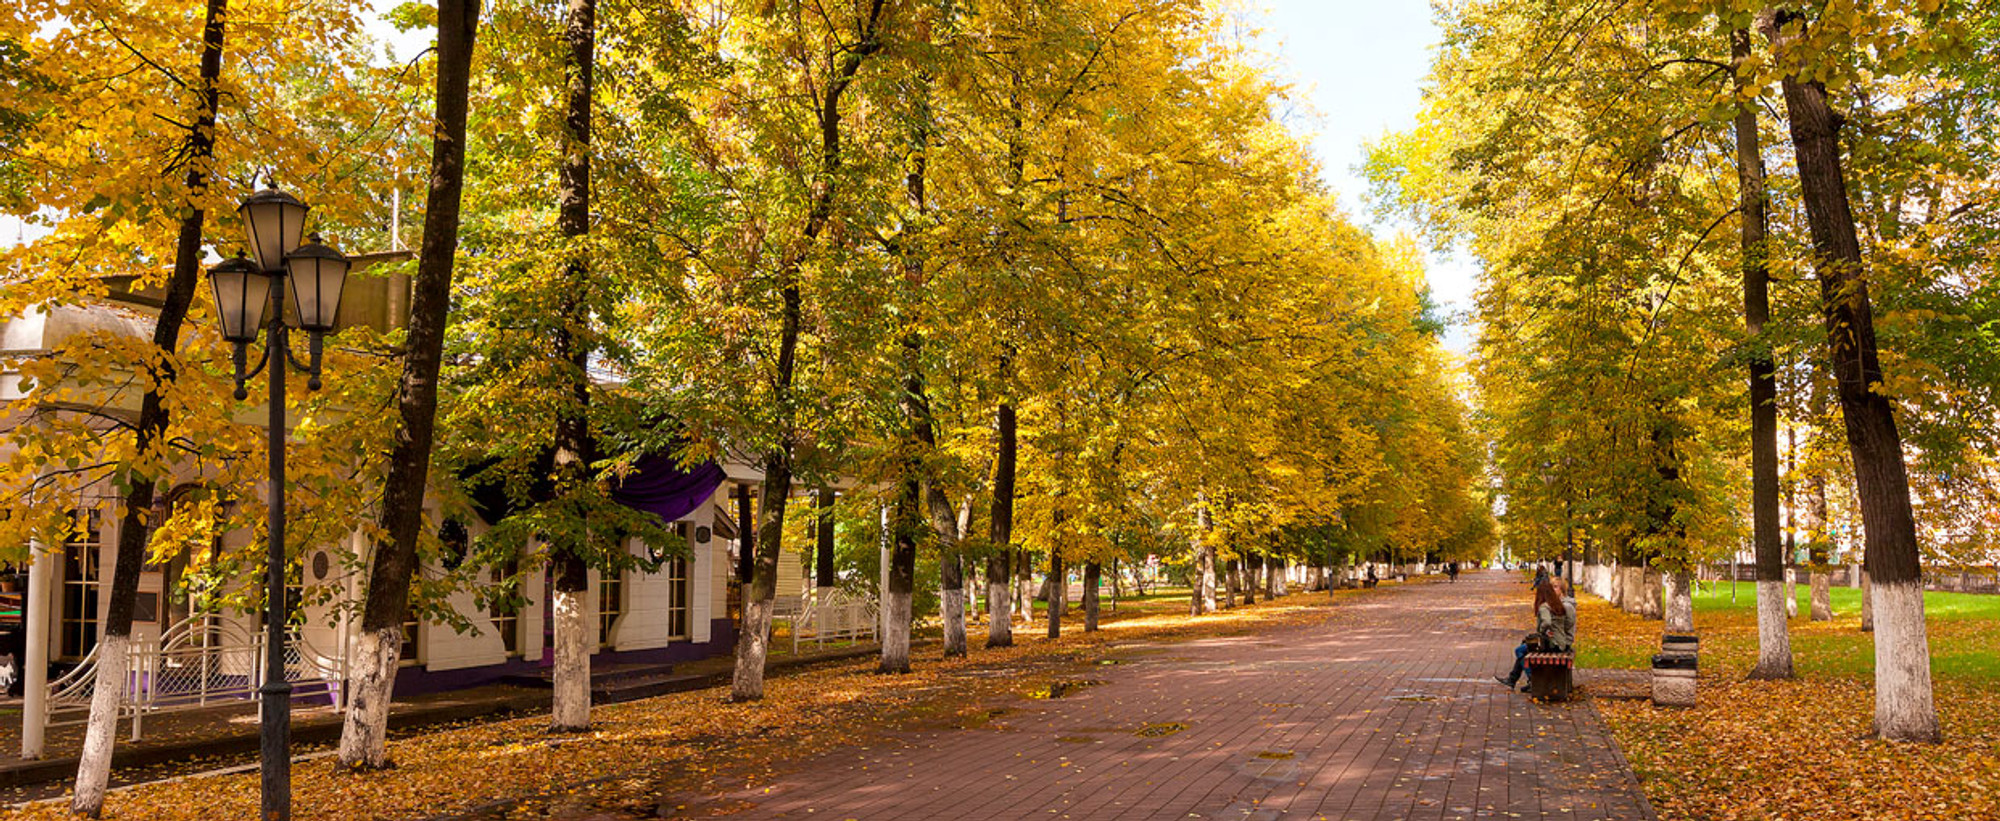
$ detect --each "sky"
[1247,0,1479,354]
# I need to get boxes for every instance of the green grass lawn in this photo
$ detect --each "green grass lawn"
[1577,580,2000,681]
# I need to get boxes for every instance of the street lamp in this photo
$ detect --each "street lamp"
[207,181,350,821]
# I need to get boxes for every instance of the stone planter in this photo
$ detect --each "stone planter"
[1651,652,1697,707]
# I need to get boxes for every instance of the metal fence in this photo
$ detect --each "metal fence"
[45,613,347,742]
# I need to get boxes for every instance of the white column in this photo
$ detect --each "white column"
[22,542,55,759]
[888,502,896,636]
[692,508,713,643]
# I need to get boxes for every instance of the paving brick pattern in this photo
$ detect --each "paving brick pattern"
[695,571,1656,820]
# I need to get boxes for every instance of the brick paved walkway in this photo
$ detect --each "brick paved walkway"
[684,571,1655,821]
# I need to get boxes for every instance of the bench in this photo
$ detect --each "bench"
[1525,650,1574,701]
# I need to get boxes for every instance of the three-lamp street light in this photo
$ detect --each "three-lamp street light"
[206,182,350,821]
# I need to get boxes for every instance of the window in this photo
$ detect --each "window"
[598,569,624,650]
[666,557,690,640]
[400,602,422,667]
[489,562,520,657]
[60,509,102,660]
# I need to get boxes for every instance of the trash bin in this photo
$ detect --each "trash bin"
[1651,652,1697,707]
[1662,634,1699,656]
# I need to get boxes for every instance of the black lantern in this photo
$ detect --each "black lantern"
[237,184,309,273]
[284,233,350,333]
[207,252,272,344]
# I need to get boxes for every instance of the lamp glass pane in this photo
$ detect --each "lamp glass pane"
[243,200,306,272]
[287,255,350,332]
[208,266,272,342]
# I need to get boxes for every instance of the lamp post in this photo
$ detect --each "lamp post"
[207,182,350,821]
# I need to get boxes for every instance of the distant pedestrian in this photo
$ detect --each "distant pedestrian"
[1446,562,1459,583]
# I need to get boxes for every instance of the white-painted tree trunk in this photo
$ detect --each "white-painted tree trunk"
[880,585,912,672]
[551,586,591,729]
[966,566,980,620]
[70,634,129,817]
[337,627,403,769]
[1192,545,1216,614]
[1860,568,1874,632]
[1751,579,1794,678]
[940,586,966,657]
[1016,569,1034,627]
[732,584,774,700]
[986,575,1012,646]
[1664,571,1694,632]
[1810,570,1832,621]
[1870,579,1940,741]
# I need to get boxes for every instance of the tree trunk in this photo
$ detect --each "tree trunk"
[1083,561,1101,632]
[547,0,597,733]
[1808,384,1834,621]
[741,3,885,694]
[1770,13,1937,741]
[1046,551,1065,639]
[880,470,917,673]
[735,453,792,696]
[1191,505,1217,614]
[1016,549,1034,627]
[1861,568,1874,632]
[935,519,965,658]
[1243,552,1258,604]
[550,553,590,730]
[71,3,227,813]
[1223,559,1239,608]
[1665,570,1694,632]
[1735,27,1794,680]
[338,0,481,771]
[892,65,965,661]
[814,488,836,587]
[986,403,1015,646]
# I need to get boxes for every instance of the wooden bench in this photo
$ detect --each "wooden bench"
[1525,650,1574,702]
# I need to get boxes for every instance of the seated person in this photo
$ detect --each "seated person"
[1497,575,1574,691]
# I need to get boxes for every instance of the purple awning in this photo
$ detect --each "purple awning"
[609,452,727,525]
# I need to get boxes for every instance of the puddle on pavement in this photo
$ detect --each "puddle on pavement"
[1026,679,1105,699]
[1254,750,1296,760]
[1391,694,1442,702]
[1135,722,1188,738]
[1055,736,1099,744]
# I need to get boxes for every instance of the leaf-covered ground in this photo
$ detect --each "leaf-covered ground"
[2,588,1363,820]
[1583,582,2000,821]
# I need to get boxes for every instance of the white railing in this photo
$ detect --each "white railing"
[45,614,348,742]
[790,588,877,654]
